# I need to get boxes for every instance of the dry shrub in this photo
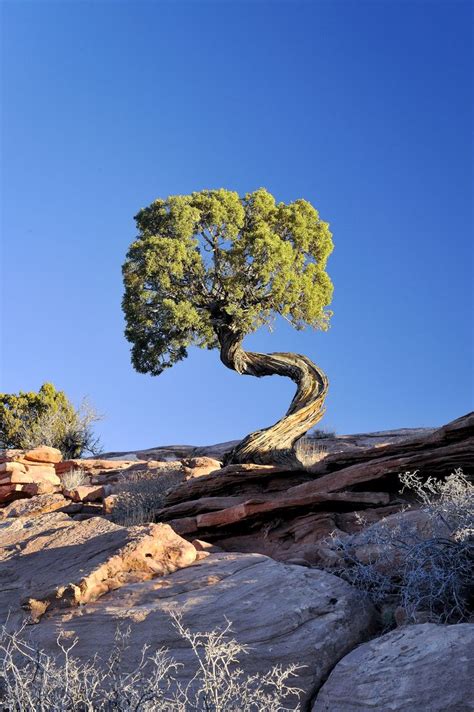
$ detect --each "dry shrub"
[61,468,88,490]
[111,470,184,526]
[0,615,303,711]
[325,469,473,623]
[15,399,103,460]
[294,437,327,467]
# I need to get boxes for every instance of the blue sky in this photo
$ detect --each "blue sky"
[1,0,472,450]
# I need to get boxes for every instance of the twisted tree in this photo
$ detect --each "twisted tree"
[122,188,333,464]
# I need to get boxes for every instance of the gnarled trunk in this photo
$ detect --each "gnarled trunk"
[218,326,328,465]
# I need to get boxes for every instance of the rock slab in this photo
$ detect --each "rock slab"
[25,551,376,708]
[312,623,474,711]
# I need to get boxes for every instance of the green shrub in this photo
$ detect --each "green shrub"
[0,383,102,459]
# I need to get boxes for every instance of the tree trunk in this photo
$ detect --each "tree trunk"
[218,325,328,466]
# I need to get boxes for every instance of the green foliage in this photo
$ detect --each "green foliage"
[0,383,102,458]
[122,188,334,375]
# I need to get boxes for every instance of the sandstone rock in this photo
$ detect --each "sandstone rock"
[102,493,119,515]
[154,413,472,563]
[20,481,59,496]
[0,493,69,519]
[0,484,23,503]
[312,623,474,711]
[0,461,27,475]
[66,485,106,503]
[24,446,62,464]
[25,551,376,707]
[55,459,139,475]
[0,470,60,486]
[0,513,197,623]
[182,456,221,478]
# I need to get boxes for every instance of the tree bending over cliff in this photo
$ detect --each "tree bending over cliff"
[122,188,334,464]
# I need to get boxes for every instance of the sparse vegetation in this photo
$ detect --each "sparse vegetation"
[295,437,327,467]
[61,468,88,490]
[307,427,336,439]
[325,469,474,624]
[111,470,184,526]
[0,615,303,711]
[0,383,102,459]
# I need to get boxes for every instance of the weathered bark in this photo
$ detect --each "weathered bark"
[218,325,328,465]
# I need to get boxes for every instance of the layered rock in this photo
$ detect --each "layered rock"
[0,446,62,503]
[155,413,473,562]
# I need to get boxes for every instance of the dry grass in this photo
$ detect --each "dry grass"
[60,468,88,490]
[0,614,304,711]
[294,437,327,467]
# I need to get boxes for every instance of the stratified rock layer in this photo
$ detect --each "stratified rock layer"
[156,413,473,562]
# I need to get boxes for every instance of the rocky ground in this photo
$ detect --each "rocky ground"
[0,413,472,710]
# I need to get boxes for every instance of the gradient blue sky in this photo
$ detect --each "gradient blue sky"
[1,0,472,451]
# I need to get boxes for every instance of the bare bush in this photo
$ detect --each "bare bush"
[111,470,184,526]
[311,428,335,439]
[325,469,473,623]
[295,437,327,467]
[61,468,88,490]
[16,398,103,459]
[0,615,303,711]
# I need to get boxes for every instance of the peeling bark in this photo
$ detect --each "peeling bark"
[217,325,328,465]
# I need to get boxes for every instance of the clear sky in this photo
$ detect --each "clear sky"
[1,0,472,451]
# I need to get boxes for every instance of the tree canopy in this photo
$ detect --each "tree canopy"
[122,188,334,376]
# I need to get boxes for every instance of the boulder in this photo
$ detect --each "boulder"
[24,550,376,708]
[24,446,63,464]
[182,456,221,478]
[312,623,474,711]
[66,485,106,503]
[0,513,197,623]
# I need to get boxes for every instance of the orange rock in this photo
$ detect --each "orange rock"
[0,461,27,475]
[24,446,62,464]
[67,485,105,503]
[0,472,35,485]
[20,482,59,496]
[22,466,60,484]
[183,456,222,479]
[102,494,119,514]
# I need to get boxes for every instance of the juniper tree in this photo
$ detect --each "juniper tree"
[122,188,333,464]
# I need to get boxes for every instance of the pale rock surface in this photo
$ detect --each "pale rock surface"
[25,551,376,708]
[0,513,196,623]
[312,623,474,711]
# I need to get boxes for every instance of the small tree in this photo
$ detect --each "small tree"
[122,189,333,464]
[0,382,102,459]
